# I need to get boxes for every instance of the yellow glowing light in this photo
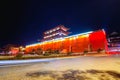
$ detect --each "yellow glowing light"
[26,31,93,48]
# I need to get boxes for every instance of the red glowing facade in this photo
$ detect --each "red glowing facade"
[26,29,108,53]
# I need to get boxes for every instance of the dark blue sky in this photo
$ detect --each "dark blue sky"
[1,0,120,47]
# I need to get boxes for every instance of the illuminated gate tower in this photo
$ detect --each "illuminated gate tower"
[26,29,108,54]
[42,25,70,41]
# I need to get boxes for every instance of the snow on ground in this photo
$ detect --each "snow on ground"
[0,56,120,80]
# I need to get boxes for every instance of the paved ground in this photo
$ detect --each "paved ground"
[0,56,120,80]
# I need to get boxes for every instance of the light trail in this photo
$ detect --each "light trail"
[0,58,58,66]
[0,56,80,67]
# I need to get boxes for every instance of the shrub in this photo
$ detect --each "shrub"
[84,50,88,54]
[67,52,72,56]
[54,50,60,54]
[97,48,103,53]
[43,52,50,56]
[29,52,35,55]
[46,49,52,54]
[15,53,23,59]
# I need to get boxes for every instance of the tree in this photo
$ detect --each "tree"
[36,48,42,55]
[67,52,72,56]
[29,49,36,55]
[54,50,60,54]
[83,50,88,56]
[15,52,23,59]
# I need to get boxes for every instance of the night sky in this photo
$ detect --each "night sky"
[1,0,120,47]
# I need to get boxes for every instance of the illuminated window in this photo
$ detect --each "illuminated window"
[50,30,52,33]
[57,27,60,30]
[46,32,49,34]
[49,35,52,37]
[59,33,62,35]
[62,33,67,35]
[61,27,67,31]
[53,34,56,36]
[55,33,58,35]
[53,29,56,32]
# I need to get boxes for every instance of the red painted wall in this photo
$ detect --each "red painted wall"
[89,30,107,51]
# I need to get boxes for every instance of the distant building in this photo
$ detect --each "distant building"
[42,25,70,41]
[10,47,19,55]
[108,32,120,47]
[0,44,20,55]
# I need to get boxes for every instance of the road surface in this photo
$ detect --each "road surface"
[0,56,120,80]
